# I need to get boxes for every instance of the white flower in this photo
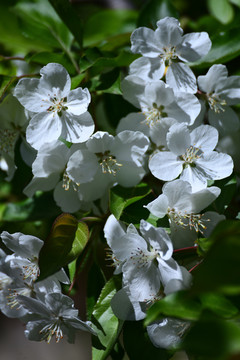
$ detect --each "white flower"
[147,318,190,349]
[145,180,220,232]
[149,124,233,192]
[14,63,95,150]
[130,17,211,93]
[198,64,240,135]
[17,292,96,343]
[145,180,222,248]
[67,130,150,202]
[119,79,200,146]
[0,94,29,180]
[23,140,89,213]
[104,215,191,302]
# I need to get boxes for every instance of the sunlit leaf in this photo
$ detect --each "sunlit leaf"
[38,214,89,280]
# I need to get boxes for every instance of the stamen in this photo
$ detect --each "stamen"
[22,259,39,280]
[6,287,32,309]
[40,321,63,343]
[97,151,122,176]
[168,208,209,234]
[62,171,80,191]
[180,145,202,165]
[159,46,177,65]
[47,96,68,116]
[142,104,167,127]
[207,93,227,113]
[129,247,158,268]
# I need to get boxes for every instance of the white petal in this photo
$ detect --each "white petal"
[131,27,161,57]
[39,63,71,97]
[167,123,191,155]
[178,32,211,62]
[67,149,98,184]
[155,17,183,47]
[198,64,228,94]
[61,111,94,144]
[166,63,197,94]
[53,181,82,213]
[111,287,146,321]
[145,194,169,218]
[67,88,91,115]
[149,151,182,181]
[190,124,218,151]
[129,57,165,81]
[26,112,62,150]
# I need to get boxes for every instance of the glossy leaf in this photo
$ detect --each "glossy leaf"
[83,9,137,47]
[181,314,240,358]
[191,220,240,295]
[208,0,234,24]
[38,214,89,280]
[92,277,123,360]
[109,183,152,220]
[145,291,202,326]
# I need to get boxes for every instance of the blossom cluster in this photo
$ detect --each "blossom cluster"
[0,15,239,352]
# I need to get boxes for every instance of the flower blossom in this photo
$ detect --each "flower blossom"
[14,63,94,150]
[18,292,96,343]
[129,17,211,93]
[149,124,233,192]
[198,64,240,135]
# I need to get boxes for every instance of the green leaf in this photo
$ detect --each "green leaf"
[27,52,75,75]
[1,192,60,222]
[200,293,239,318]
[83,9,137,47]
[208,0,234,24]
[230,0,240,7]
[213,175,237,213]
[191,220,240,295]
[12,0,73,51]
[38,214,89,280]
[181,314,240,358]
[109,183,152,220]
[92,277,123,360]
[145,291,202,326]
[137,0,178,28]
[48,0,83,48]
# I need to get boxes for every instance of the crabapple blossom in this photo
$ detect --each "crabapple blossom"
[198,64,240,135]
[17,292,96,343]
[104,215,191,302]
[149,123,233,192]
[14,63,94,149]
[66,130,150,202]
[130,17,211,93]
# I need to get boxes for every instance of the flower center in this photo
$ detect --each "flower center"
[168,208,208,233]
[62,171,80,191]
[130,247,158,268]
[180,145,202,165]
[40,320,63,343]
[97,151,122,176]
[143,104,167,127]
[0,129,17,155]
[159,46,177,65]
[22,258,39,281]
[6,286,32,309]
[47,95,68,116]
[207,93,227,113]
